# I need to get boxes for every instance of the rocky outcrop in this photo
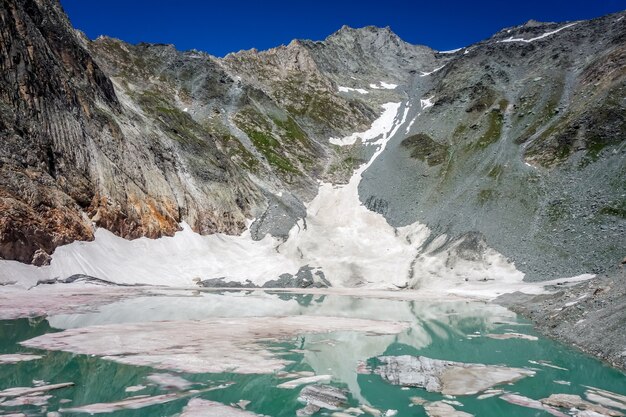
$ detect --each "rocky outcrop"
[0,0,415,264]
[0,0,263,263]
[359,12,626,280]
[497,270,626,370]
[0,0,623,281]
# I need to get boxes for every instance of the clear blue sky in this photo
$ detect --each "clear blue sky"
[60,0,626,56]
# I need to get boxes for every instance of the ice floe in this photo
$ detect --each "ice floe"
[542,394,623,416]
[424,401,473,417]
[22,316,408,374]
[146,373,193,390]
[499,393,568,417]
[0,383,74,398]
[485,332,538,341]
[277,375,332,389]
[181,398,261,417]
[0,354,42,364]
[297,384,347,415]
[370,355,534,395]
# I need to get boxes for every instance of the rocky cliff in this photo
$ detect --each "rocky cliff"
[0,0,624,284]
[0,0,415,264]
[359,14,626,280]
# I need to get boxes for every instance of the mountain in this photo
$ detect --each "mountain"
[0,0,624,287]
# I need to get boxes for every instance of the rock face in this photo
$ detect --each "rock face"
[359,14,626,280]
[0,0,624,284]
[498,271,626,370]
[0,0,415,264]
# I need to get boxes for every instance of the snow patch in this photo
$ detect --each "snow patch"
[338,86,368,95]
[0,95,572,299]
[405,114,419,134]
[420,96,435,110]
[369,82,398,90]
[329,103,401,146]
[420,65,446,77]
[498,23,577,44]
[438,48,463,54]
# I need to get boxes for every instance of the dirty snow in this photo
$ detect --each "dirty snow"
[0,94,587,300]
[22,316,409,375]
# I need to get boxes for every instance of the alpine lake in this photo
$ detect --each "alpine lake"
[1,288,625,417]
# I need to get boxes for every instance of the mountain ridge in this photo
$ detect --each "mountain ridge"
[0,0,624,286]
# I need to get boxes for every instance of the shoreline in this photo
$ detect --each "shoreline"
[1,279,624,374]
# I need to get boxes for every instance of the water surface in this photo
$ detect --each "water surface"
[1,289,624,416]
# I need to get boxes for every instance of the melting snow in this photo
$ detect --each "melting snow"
[329,103,401,146]
[369,82,398,90]
[0,96,582,299]
[420,96,435,110]
[438,48,463,54]
[498,23,578,44]
[338,86,368,95]
[420,65,446,77]
[405,114,420,134]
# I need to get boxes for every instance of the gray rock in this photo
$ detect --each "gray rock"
[297,384,348,414]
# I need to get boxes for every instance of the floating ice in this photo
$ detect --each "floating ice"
[0,354,42,364]
[181,398,261,416]
[371,355,534,396]
[22,316,408,374]
[277,375,332,389]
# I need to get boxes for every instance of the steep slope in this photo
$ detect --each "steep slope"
[0,0,266,265]
[0,0,428,264]
[0,0,624,289]
[359,13,626,280]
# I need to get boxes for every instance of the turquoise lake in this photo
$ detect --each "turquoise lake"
[0,289,624,416]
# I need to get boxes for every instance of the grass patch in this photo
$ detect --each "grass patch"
[401,133,449,166]
[546,200,568,222]
[477,189,496,205]
[488,164,504,180]
[598,200,626,219]
[234,108,300,175]
[271,115,309,145]
[475,108,504,148]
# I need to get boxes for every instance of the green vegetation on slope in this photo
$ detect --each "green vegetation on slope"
[401,133,450,166]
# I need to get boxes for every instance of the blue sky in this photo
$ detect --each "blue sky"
[60,0,626,56]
